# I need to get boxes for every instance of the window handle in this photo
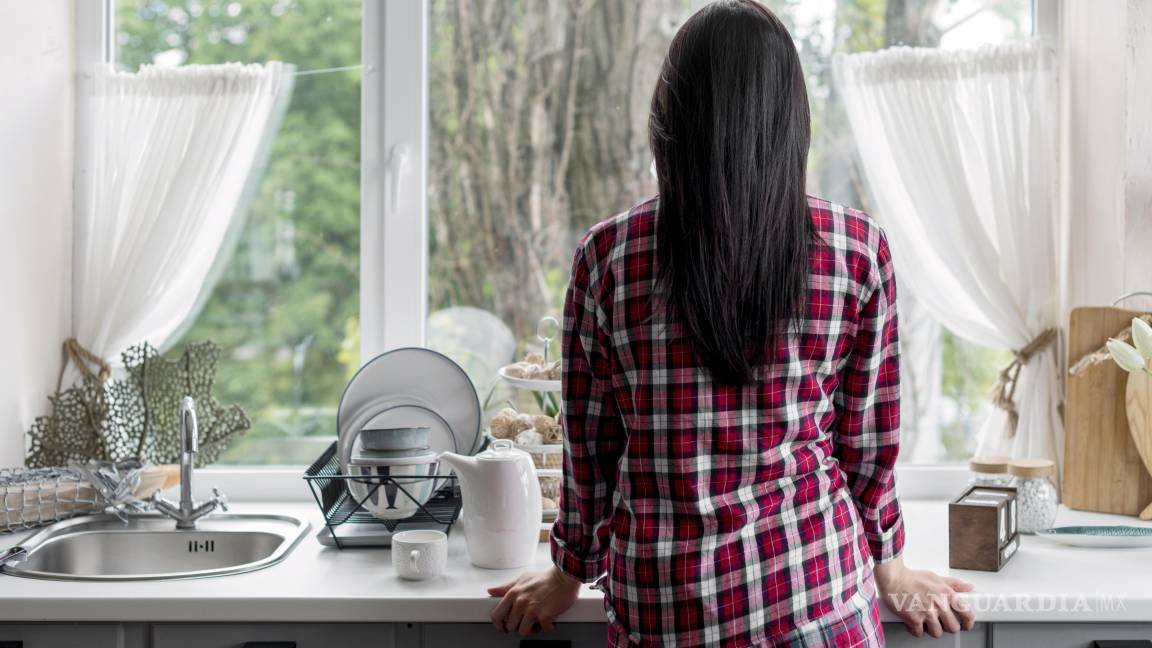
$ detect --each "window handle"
[387,143,409,215]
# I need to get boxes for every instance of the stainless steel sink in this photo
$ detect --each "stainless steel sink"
[1,513,310,581]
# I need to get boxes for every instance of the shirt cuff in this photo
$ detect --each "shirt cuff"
[867,514,905,564]
[550,532,606,583]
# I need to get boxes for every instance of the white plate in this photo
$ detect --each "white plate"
[498,366,562,393]
[1034,525,1152,548]
[515,442,564,454]
[339,401,456,478]
[338,348,481,462]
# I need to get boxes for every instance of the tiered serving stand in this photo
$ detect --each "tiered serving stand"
[496,317,564,524]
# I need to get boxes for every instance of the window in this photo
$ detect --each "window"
[108,0,1037,469]
[419,0,1032,463]
[115,0,362,465]
[758,0,1031,462]
[423,0,692,411]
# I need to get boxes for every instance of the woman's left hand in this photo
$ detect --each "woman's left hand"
[488,566,583,635]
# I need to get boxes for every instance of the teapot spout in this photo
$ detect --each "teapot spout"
[437,451,479,483]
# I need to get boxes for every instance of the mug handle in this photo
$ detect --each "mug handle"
[409,549,421,574]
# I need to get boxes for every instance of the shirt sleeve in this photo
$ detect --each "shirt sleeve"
[550,238,627,583]
[834,226,905,564]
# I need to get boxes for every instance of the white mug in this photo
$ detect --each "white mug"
[392,530,447,580]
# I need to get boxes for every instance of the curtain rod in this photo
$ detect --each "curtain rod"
[82,63,369,80]
[287,64,366,77]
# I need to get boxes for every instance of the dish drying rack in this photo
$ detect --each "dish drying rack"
[303,441,462,549]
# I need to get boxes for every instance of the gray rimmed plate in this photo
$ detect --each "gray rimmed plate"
[337,348,481,470]
[1034,525,1152,548]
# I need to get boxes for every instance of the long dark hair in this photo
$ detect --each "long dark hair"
[649,0,813,384]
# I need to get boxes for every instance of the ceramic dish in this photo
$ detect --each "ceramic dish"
[360,426,431,451]
[347,453,439,521]
[338,348,482,459]
[356,446,432,459]
[351,449,438,466]
[1034,525,1152,548]
[498,366,562,393]
[339,402,456,480]
[512,440,564,469]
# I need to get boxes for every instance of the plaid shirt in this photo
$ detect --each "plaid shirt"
[551,196,904,647]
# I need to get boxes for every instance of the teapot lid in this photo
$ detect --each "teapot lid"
[476,438,530,462]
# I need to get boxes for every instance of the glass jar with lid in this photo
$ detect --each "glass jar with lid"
[1008,458,1058,533]
[968,456,1011,488]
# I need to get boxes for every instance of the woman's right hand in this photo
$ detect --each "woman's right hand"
[874,556,976,638]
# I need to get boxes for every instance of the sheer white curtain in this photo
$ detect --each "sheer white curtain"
[834,41,1062,468]
[899,288,944,463]
[73,62,290,366]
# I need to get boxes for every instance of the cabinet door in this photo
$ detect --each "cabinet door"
[421,623,608,647]
[992,623,1152,648]
[0,623,124,648]
[151,623,395,648]
[882,623,987,647]
[421,623,988,647]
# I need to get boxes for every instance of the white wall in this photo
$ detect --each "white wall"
[1060,0,1152,315]
[0,2,74,468]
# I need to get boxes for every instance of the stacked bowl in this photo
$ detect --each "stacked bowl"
[348,427,440,520]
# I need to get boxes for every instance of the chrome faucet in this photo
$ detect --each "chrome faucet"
[151,397,228,529]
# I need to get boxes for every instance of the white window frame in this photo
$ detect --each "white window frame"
[78,0,1058,502]
[361,0,429,358]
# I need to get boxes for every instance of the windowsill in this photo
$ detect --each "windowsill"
[193,463,971,503]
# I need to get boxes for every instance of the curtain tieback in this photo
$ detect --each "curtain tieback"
[55,337,112,393]
[991,327,1058,437]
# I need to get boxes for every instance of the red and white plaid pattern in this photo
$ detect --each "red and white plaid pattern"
[551,196,904,647]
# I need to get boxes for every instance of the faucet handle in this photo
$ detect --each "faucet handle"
[211,487,229,512]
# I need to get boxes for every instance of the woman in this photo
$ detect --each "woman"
[488,2,976,645]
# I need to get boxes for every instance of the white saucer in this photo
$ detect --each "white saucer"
[498,366,562,393]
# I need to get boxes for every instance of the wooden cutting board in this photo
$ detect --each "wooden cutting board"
[1064,307,1152,515]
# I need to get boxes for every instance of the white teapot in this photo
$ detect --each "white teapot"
[438,439,542,569]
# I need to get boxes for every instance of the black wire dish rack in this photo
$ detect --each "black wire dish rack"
[304,441,462,549]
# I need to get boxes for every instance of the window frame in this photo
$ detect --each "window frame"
[80,0,1058,501]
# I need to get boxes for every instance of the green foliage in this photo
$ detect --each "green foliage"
[939,331,1013,458]
[117,0,361,464]
[27,342,249,468]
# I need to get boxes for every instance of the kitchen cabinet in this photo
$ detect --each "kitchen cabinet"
[884,623,987,647]
[2,622,1150,646]
[420,623,608,646]
[414,622,988,646]
[150,623,395,648]
[0,624,124,648]
[991,622,1152,648]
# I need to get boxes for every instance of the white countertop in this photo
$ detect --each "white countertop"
[0,501,1149,624]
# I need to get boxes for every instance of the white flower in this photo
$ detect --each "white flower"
[1107,338,1148,373]
[1132,318,1152,360]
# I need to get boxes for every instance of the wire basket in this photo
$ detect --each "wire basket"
[303,441,461,549]
[1,467,101,533]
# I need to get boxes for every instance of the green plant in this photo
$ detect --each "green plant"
[26,341,249,468]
